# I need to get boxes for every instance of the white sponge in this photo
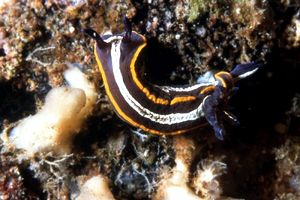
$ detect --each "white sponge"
[75,175,115,200]
[5,66,97,155]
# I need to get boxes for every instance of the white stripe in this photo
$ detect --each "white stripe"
[104,35,123,43]
[154,71,218,93]
[156,83,214,93]
[237,68,258,79]
[110,39,206,125]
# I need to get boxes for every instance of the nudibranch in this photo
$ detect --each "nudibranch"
[84,17,260,140]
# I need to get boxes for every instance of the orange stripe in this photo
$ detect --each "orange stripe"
[129,36,170,105]
[94,43,188,135]
[200,85,215,94]
[214,71,232,88]
[170,96,196,105]
[129,34,198,106]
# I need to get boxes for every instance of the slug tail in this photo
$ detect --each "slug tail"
[230,61,261,80]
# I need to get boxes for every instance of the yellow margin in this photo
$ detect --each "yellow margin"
[214,71,232,88]
[170,96,196,105]
[200,85,216,94]
[129,32,196,106]
[94,43,188,135]
[129,35,169,105]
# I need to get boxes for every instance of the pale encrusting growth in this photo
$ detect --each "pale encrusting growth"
[192,160,227,199]
[64,64,97,117]
[8,87,86,154]
[75,175,115,200]
[4,66,97,155]
[153,136,226,200]
[153,158,203,200]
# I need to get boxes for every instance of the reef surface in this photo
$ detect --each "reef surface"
[0,0,300,199]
